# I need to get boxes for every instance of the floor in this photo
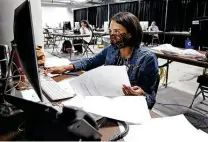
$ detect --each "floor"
[44,42,208,133]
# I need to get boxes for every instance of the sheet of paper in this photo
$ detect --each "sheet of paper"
[57,78,76,96]
[17,89,41,102]
[69,66,131,97]
[63,96,150,124]
[120,114,206,142]
[45,57,71,67]
[197,129,208,140]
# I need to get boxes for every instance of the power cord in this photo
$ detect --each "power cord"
[97,118,129,141]
[108,120,129,141]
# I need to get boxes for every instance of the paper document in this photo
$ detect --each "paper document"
[69,66,131,97]
[57,78,76,97]
[45,57,71,67]
[151,44,205,58]
[63,96,150,124]
[120,114,208,142]
[17,89,41,102]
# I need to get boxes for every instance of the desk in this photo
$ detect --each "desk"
[164,32,191,45]
[0,73,160,141]
[93,31,109,36]
[53,74,161,141]
[143,31,164,34]
[51,33,90,38]
[153,50,208,87]
[164,31,191,36]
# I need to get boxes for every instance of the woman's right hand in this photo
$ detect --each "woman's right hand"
[44,65,74,75]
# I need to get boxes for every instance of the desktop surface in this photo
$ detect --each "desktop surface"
[0,73,160,141]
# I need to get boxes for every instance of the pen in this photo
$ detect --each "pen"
[64,72,79,76]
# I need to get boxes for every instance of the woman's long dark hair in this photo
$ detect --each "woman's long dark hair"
[81,20,91,30]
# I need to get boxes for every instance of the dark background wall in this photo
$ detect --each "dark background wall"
[73,0,208,30]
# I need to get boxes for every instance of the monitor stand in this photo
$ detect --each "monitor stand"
[0,42,22,118]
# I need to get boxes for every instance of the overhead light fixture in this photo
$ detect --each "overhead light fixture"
[41,1,67,5]
[76,0,87,2]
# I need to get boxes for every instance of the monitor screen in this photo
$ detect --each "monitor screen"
[140,21,149,31]
[191,17,208,51]
[74,22,80,29]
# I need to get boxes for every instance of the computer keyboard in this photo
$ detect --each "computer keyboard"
[40,75,75,101]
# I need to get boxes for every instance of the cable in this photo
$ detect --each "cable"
[18,122,26,132]
[4,62,22,93]
[107,120,129,142]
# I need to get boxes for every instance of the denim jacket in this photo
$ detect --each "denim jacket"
[72,45,159,109]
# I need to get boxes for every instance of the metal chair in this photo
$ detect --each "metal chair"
[82,29,94,57]
[150,74,160,110]
[151,35,160,46]
[43,29,54,48]
[190,74,208,108]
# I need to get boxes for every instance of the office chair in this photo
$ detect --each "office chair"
[82,29,94,57]
[190,74,208,108]
[151,35,160,46]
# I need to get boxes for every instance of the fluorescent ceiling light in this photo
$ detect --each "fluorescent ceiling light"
[76,0,87,2]
[41,1,67,5]
[59,0,73,3]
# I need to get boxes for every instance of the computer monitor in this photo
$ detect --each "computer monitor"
[191,17,208,51]
[74,22,80,29]
[13,0,43,101]
[63,21,72,30]
[104,21,109,33]
[140,21,149,31]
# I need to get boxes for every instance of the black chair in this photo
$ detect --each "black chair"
[43,29,54,48]
[155,73,161,94]
[190,74,208,108]
[150,74,160,110]
[82,29,94,57]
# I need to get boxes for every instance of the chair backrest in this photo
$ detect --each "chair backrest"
[155,73,160,94]
[87,28,94,44]
[149,74,160,110]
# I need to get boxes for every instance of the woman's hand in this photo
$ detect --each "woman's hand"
[44,65,74,75]
[122,85,145,96]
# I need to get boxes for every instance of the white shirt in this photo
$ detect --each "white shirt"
[148,25,159,37]
[80,27,92,43]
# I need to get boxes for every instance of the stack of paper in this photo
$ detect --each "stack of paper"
[152,44,205,58]
[63,66,151,124]
[63,96,151,124]
[69,66,131,97]
[120,114,208,142]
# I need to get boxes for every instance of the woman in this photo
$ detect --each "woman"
[45,12,159,109]
[74,20,92,53]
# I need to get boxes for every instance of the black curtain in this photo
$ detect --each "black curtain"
[139,0,166,31]
[166,0,194,31]
[74,8,88,26]
[97,5,108,28]
[193,0,208,18]
[88,7,97,27]
[109,2,139,19]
